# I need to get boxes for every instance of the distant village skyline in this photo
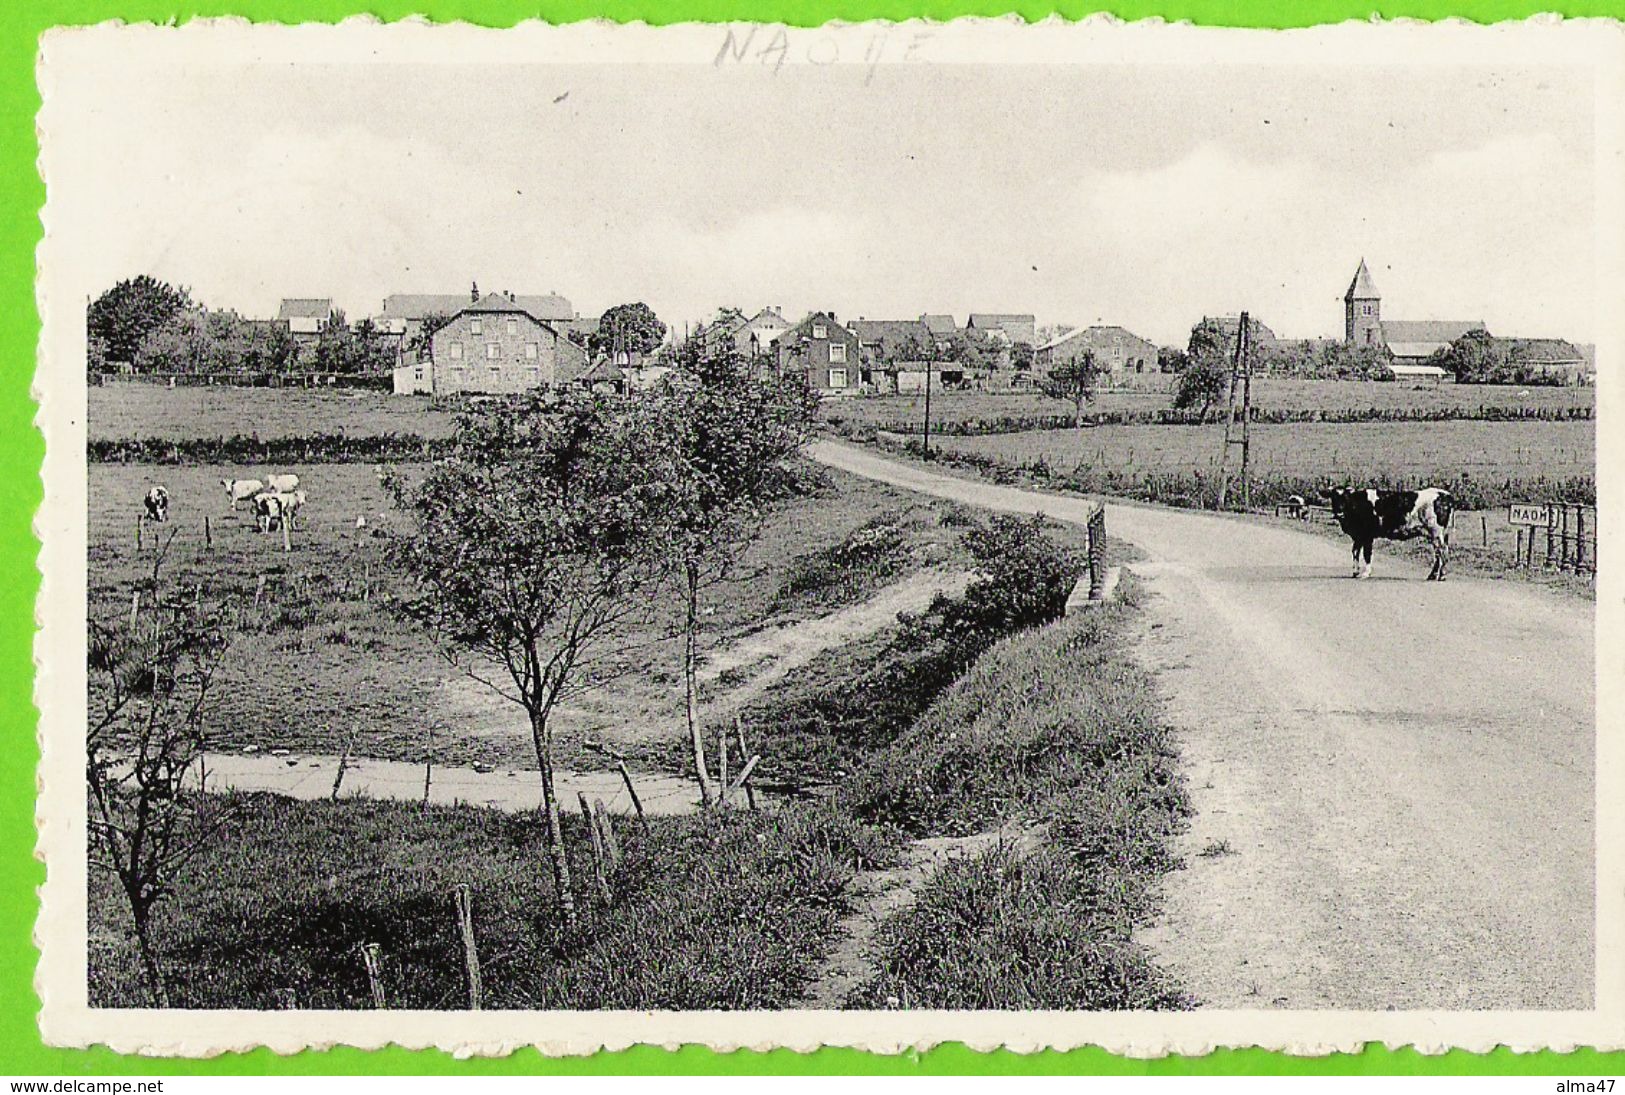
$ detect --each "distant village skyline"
[49,57,1596,348]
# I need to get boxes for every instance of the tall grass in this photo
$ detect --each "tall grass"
[844,583,1192,1009]
[89,793,901,1009]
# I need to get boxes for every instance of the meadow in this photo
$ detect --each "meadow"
[89,383,459,441]
[822,377,1594,434]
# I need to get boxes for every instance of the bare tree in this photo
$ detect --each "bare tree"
[386,393,678,932]
[86,583,232,1006]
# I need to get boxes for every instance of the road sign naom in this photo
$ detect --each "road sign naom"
[1508,504,1549,527]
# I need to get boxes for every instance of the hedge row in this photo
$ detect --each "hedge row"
[883,438,1597,512]
[861,403,1594,437]
[89,432,453,465]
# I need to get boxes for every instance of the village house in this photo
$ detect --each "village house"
[919,314,958,351]
[1036,324,1159,375]
[771,311,863,395]
[697,307,793,360]
[378,284,577,353]
[1500,337,1591,382]
[277,298,334,346]
[392,292,588,396]
[966,313,1037,347]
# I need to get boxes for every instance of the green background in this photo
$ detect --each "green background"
[4,0,1619,1077]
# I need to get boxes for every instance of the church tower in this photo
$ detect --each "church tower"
[1344,259,1382,347]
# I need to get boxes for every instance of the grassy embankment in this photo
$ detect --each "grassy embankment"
[91,493,1186,1009]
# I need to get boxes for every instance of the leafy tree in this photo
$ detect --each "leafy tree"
[387,394,680,930]
[88,276,193,367]
[311,312,395,375]
[88,565,233,1006]
[660,354,819,804]
[1157,346,1189,374]
[943,328,1002,371]
[1434,330,1505,383]
[1009,341,1036,372]
[590,302,667,359]
[1172,354,1229,420]
[407,312,453,358]
[1039,350,1108,427]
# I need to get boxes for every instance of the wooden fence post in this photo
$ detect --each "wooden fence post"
[135,515,143,553]
[1480,514,1487,548]
[717,724,730,808]
[579,792,613,904]
[592,799,621,866]
[254,574,267,609]
[422,725,434,810]
[204,515,212,550]
[1088,505,1107,601]
[735,718,758,811]
[282,515,292,553]
[453,884,483,1011]
[129,591,140,629]
[331,742,351,801]
[359,943,387,1009]
[1577,506,1588,571]
[616,761,648,832]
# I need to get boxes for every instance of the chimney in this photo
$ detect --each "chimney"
[471,281,480,303]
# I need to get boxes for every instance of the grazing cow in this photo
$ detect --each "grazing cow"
[1323,486,1454,581]
[252,491,284,534]
[279,489,307,529]
[142,485,169,523]
[222,478,265,511]
[263,473,300,494]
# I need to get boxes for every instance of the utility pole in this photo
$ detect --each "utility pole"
[922,363,933,460]
[1217,311,1253,511]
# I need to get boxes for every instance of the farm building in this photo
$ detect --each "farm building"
[1501,337,1592,383]
[1387,363,1451,382]
[1036,325,1158,375]
[391,292,589,395]
[695,307,793,361]
[851,319,937,370]
[966,313,1037,347]
[771,312,862,395]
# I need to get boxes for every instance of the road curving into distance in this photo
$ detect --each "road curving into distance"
[808,439,1594,1010]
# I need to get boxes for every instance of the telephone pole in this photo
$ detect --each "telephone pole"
[1216,311,1253,511]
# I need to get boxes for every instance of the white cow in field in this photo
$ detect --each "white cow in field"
[222,478,264,510]
[263,473,300,494]
[278,489,308,529]
[253,491,285,534]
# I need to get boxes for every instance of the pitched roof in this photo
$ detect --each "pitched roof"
[967,313,1035,328]
[462,293,535,315]
[780,311,852,341]
[577,357,626,385]
[383,292,573,321]
[278,298,332,320]
[746,308,790,328]
[1502,337,1585,365]
[850,319,933,348]
[1039,325,1154,352]
[1345,259,1380,301]
[919,314,957,335]
[1388,342,1454,360]
[1381,320,1486,343]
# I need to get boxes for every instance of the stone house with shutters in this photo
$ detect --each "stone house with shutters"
[392,292,588,395]
[771,311,862,394]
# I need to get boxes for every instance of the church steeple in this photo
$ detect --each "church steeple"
[1344,259,1382,347]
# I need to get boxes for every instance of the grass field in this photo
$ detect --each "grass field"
[89,461,984,772]
[922,419,1595,483]
[89,384,459,441]
[822,378,1593,433]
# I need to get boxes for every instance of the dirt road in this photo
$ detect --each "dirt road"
[809,440,1594,1010]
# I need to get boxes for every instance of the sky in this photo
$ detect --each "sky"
[44,54,1597,347]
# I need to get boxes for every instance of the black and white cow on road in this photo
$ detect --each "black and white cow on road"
[142,485,170,523]
[1323,486,1454,581]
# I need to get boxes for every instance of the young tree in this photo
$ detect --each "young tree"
[87,575,232,1006]
[407,312,453,358]
[88,276,193,366]
[387,394,678,930]
[1171,354,1230,420]
[661,354,818,805]
[590,302,667,359]
[1039,350,1108,427]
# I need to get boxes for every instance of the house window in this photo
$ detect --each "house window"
[506,318,518,336]
[829,343,847,364]
[525,343,538,360]
[448,342,464,360]
[413,368,424,381]
[525,367,541,385]
[471,317,483,335]
[813,325,828,339]
[828,368,848,389]
[486,343,501,360]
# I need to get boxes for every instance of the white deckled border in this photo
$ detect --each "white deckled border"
[32,13,1625,1058]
